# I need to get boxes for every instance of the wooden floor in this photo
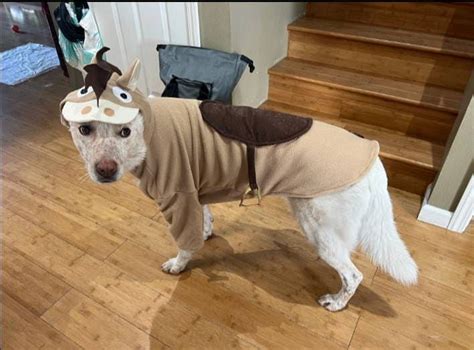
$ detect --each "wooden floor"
[2,69,474,350]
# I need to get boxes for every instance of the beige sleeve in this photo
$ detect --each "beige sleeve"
[157,192,204,252]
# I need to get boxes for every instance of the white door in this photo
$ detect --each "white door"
[89,2,200,96]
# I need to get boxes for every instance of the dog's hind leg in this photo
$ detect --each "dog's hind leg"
[315,246,363,312]
[289,196,364,311]
[287,175,370,311]
[203,205,214,241]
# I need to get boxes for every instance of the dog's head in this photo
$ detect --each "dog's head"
[60,47,150,184]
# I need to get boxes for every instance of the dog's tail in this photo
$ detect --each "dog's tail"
[359,159,418,285]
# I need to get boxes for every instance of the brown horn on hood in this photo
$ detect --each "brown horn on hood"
[83,47,122,106]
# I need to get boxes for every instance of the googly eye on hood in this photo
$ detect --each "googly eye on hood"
[112,86,133,103]
[77,86,94,97]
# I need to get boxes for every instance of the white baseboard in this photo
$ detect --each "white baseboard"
[448,175,474,233]
[418,180,474,233]
[418,184,453,228]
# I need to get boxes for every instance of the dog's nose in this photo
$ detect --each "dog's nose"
[95,159,118,179]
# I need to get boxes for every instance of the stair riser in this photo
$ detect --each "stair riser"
[269,75,455,144]
[307,2,474,40]
[383,157,437,195]
[288,30,474,91]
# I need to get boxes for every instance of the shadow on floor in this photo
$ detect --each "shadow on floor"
[144,223,396,347]
[192,232,396,317]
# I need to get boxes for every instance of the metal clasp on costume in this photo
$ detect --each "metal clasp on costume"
[239,187,262,207]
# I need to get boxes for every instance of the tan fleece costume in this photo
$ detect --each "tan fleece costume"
[61,48,379,252]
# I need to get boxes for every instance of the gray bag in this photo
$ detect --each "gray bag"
[157,44,254,103]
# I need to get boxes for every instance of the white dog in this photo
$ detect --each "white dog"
[62,50,418,312]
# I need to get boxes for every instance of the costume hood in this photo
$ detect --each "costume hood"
[59,47,153,135]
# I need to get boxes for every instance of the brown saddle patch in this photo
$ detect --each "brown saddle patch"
[199,100,313,203]
[199,100,312,146]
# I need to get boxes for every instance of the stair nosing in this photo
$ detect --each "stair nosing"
[288,18,474,59]
[378,151,439,171]
[268,61,460,114]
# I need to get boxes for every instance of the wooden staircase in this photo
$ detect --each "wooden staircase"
[263,2,474,195]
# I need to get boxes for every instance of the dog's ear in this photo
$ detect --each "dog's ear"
[117,58,141,91]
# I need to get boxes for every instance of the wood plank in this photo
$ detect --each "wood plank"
[349,318,428,349]
[290,17,474,59]
[288,27,474,91]
[403,242,474,295]
[1,160,126,225]
[1,246,70,316]
[3,213,106,294]
[5,207,343,348]
[342,121,444,170]
[268,77,454,147]
[355,276,474,349]
[3,179,126,260]
[1,136,158,218]
[269,58,462,113]
[2,293,80,350]
[42,290,167,350]
[268,73,456,139]
[375,272,474,325]
[382,157,435,196]
[307,2,474,40]
[107,240,347,349]
[391,189,474,259]
[3,210,258,348]
[83,262,261,349]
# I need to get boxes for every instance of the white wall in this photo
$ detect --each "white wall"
[199,2,306,107]
[89,2,200,96]
[229,3,306,106]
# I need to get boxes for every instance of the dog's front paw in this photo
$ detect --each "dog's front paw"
[203,227,213,241]
[203,205,214,241]
[318,294,347,312]
[161,257,186,275]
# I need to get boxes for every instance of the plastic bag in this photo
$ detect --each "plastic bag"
[56,2,103,72]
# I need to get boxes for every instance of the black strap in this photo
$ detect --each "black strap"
[240,55,255,73]
[162,75,211,100]
[161,77,179,98]
[246,146,258,191]
[197,83,210,100]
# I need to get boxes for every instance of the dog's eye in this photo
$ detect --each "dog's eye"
[77,86,93,97]
[112,86,132,103]
[79,125,92,136]
[120,127,131,138]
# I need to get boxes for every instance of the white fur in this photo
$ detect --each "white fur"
[161,249,193,274]
[288,158,418,311]
[69,114,147,184]
[202,204,214,241]
[357,159,419,286]
[71,117,418,312]
[161,205,214,274]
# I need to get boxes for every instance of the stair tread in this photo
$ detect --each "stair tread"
[289,17,474,59]
[261,100,444,171]
[269,58,463,113]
